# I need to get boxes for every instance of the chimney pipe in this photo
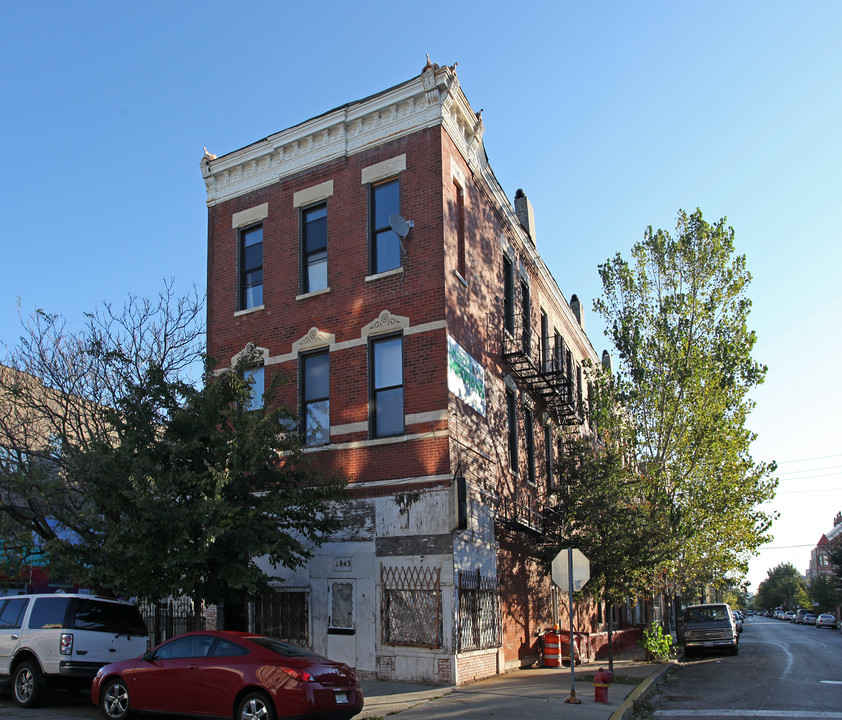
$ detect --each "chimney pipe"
[570,294,585,330]
[514,189,536,245]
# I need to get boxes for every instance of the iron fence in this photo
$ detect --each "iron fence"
[138,597,204,646]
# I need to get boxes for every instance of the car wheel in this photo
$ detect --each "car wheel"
[236,691,277,720]
[101,678,133,720]
[11,661,47,708]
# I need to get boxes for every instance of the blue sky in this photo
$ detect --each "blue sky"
[2,1,840,592]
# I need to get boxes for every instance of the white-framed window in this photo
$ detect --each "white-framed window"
[301,350,329,446]
[370,334,404,437]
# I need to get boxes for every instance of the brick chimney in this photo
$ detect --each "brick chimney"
[570,294,585,330]
[514,189,536,245]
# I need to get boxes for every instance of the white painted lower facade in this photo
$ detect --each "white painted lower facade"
[256,481,497,683]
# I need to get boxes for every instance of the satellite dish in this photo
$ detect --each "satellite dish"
[389,214,414,239]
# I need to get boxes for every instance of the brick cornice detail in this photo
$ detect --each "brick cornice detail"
[361,310,409,338]
[292,327,335,354]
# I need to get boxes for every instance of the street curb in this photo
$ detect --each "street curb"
[609,661,676,720]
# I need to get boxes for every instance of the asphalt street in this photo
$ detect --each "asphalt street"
[650,614,842,719]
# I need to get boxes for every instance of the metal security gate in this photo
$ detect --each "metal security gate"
[380,564,442,648]
[253,590,310,647]
[139,597,205,646]
[457,569,501,652]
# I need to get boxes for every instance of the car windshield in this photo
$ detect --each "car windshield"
[684,605,728,622]
[249,636,323,660]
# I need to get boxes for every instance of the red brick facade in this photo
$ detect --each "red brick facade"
[202,62,607,683]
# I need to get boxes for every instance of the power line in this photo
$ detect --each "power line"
[777,454,842,465]
[777,465,842,477]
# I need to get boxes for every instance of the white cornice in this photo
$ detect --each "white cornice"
[201,63,487,207]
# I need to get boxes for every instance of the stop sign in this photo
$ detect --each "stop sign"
[552,548,590,591]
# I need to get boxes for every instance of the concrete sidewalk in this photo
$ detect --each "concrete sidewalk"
[358,653,674,720]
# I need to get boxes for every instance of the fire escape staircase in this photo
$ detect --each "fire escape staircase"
[499,318,581,426]
[492,316,582,540]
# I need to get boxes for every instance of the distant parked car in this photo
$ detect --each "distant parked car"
[784,611,796,622]
[816,613,838,629]
[732,611,743,633]
[802,613,817,625]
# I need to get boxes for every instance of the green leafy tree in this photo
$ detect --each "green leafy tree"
[57,353,344,604]
[809,574,840,614]
[548,364,670,669]
[594,209,778,592]
[1,286,344,604]
[827,543,842,586]
[754,562,808,610]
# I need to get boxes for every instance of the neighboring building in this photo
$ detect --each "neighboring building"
[809,512,842,580]
[0,366,68,592]
[201,60,624,684]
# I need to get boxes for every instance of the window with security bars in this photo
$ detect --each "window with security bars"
[380,564,441,648]
[457,569,501,652]
[253,590,309,647]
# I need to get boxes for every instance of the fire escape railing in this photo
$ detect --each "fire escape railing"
[497,317,581,426]
[496,493,565,541]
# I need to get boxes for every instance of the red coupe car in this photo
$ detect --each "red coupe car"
[90,630,363,720]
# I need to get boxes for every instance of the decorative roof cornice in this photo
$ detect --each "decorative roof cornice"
[200,60,599,363]
[200,61,486,207]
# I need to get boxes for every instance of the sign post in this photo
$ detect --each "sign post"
[551,548,590,704]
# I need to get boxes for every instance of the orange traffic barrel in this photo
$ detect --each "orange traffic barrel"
[543,632,562,667]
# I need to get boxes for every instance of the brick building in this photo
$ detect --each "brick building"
[200,60,614,683]
[809,512,842,580]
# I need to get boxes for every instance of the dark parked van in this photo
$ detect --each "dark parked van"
[682,603,739,656]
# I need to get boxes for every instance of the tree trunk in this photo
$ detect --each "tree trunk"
[607,607,614,672]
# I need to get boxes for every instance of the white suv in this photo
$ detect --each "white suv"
[0,592,148,707]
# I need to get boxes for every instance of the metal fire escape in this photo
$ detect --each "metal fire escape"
[499,318,581,427]
[491,314,582,541]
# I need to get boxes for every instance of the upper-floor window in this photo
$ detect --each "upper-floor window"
[544,424,555,489]
[454,181,466,278]
[301,351,329,445]
[244,366,264,411]
[370,178,401,274]
[503,257,514,334]
[239,224,263,310]
[566,349,574,405]
[301,204,328,293]
[371,335,404,437]
[524,406,536,485]
[541,311,550,372]
[506,387,518,472]
[521,281,531,354]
